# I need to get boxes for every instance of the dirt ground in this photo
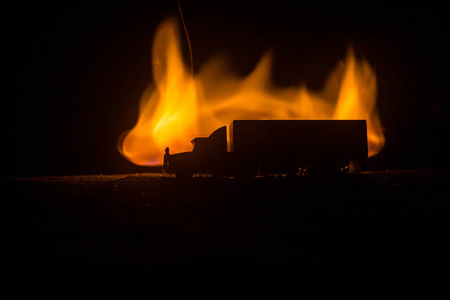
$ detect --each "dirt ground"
[5,170,449,297]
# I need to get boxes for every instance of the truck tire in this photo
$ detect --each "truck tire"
[175,170,193,179]
[172,157,194,179]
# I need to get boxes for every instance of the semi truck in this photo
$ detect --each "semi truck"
[163,120,368,178]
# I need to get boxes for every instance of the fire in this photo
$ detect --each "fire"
[118,18,385,166]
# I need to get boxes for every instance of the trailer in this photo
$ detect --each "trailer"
[164,120,368,178]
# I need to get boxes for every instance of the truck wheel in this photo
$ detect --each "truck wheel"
[175,171,193,180]
[305,163,339,178]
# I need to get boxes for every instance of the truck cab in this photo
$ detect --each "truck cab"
[166,126,228,178]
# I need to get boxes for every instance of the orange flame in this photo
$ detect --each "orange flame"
[119,18,385,166]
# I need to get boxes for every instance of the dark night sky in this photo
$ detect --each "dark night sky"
[7,0,449,176]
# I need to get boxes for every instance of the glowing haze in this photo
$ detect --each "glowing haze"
[118,18,385,166]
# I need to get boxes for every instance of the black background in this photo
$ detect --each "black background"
[7,0,449,176]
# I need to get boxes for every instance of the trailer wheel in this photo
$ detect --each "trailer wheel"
[212,172,225,179]
[234,168,256,180]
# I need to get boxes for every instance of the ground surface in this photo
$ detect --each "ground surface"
[5,170,449,297]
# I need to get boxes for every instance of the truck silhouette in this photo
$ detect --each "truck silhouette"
[164,120,368,178]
